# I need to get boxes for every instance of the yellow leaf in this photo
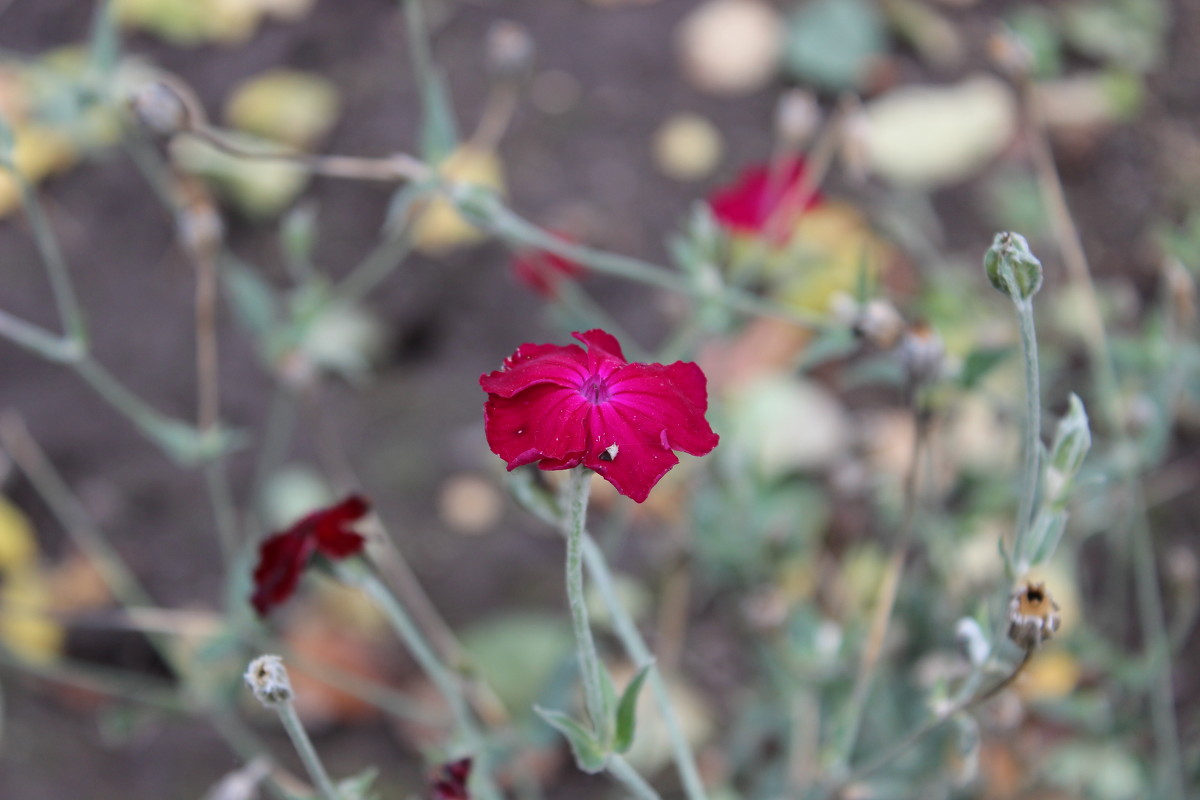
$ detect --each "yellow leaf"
[1,569,64,664]
[0,497,37,569]
[727,202,889,314]
[412,146,505,255]
[225,70,339,150]
[0,124,79,218]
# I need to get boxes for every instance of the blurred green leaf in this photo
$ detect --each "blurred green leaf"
[784,0,886,92]
[220,257,279,343]
[614,663,652,754]
[460,614,572,717]
[959,345,1013,389]
[534,705,608,773]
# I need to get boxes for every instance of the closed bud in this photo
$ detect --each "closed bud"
[1047,393,1091,500]
[984,231,1043,301]
[128,80,196,135]
[898,321,945,386]
[775,88,820,149]
[486,21,535,79]
[839,104,872,184]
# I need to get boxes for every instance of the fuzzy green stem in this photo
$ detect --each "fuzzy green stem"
[331,228,414,307]
[1011,298,1041,574]
[508,470,708,799]
[607,754,664,800]
[276,700,342,800]
[563,467,609,737]
[580,535,709,800]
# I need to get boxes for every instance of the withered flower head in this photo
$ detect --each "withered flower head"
[1007,581,1061,650]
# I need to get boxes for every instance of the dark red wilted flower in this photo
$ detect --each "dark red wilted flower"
[511,236,585,298]
[480,330,719,503]
[250,495,370,616]
[708,157,821,237]
[430,757,472,800]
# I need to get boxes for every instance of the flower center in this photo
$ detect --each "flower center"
[579,375,611,404]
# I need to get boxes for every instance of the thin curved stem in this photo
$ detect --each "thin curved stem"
[276,700,343,800]
[343,564,501,800]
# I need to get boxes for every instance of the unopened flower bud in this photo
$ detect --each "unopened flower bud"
[128,80,196,136]
[839,104,872,184]
[244,654,293,707]
[173,176,224,258]
[984,231,1043,301]
[1007,582,1061,650]
[1046,393,1090,504]
[898,321,945,386]
[486,21,535,78]
[856,299,906,350]
[775,89,820,149]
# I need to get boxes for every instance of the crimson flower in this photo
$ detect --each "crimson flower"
[480,330,719,503]
[250,495,370,616]
[430,758,472,800]
[511,236,585,299]
[708,157,820,237]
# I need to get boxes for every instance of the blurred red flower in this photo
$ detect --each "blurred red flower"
[430,757,472,800]
[250,495,370,616]
[511,236,585,298]
[480,329,719,503]
[708,157,821,237]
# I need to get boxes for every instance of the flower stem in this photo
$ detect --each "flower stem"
[607,754,664,800]
[563,467,608,737]
[580,535,709,800]
[509,470,708,799]
[5,166,87,346]
[275,700,343,800]
[342,564,501,800]
[1011,297,1041,574]
[838,406,929,765]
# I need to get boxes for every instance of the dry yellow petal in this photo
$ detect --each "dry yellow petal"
[0,497,37,568]
[412,146,505,255]
[0,124,79,218]
[225,69,339,150]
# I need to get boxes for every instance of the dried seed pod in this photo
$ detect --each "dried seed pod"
[1007,581,1061,650]
[244,654,293,707]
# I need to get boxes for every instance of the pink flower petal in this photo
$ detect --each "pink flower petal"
[482,330,719,502]
[583,402,681,503]
[483,382,590,468]
[573,329,626,373]
[480,344,589,398]
[607,361,720,456]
